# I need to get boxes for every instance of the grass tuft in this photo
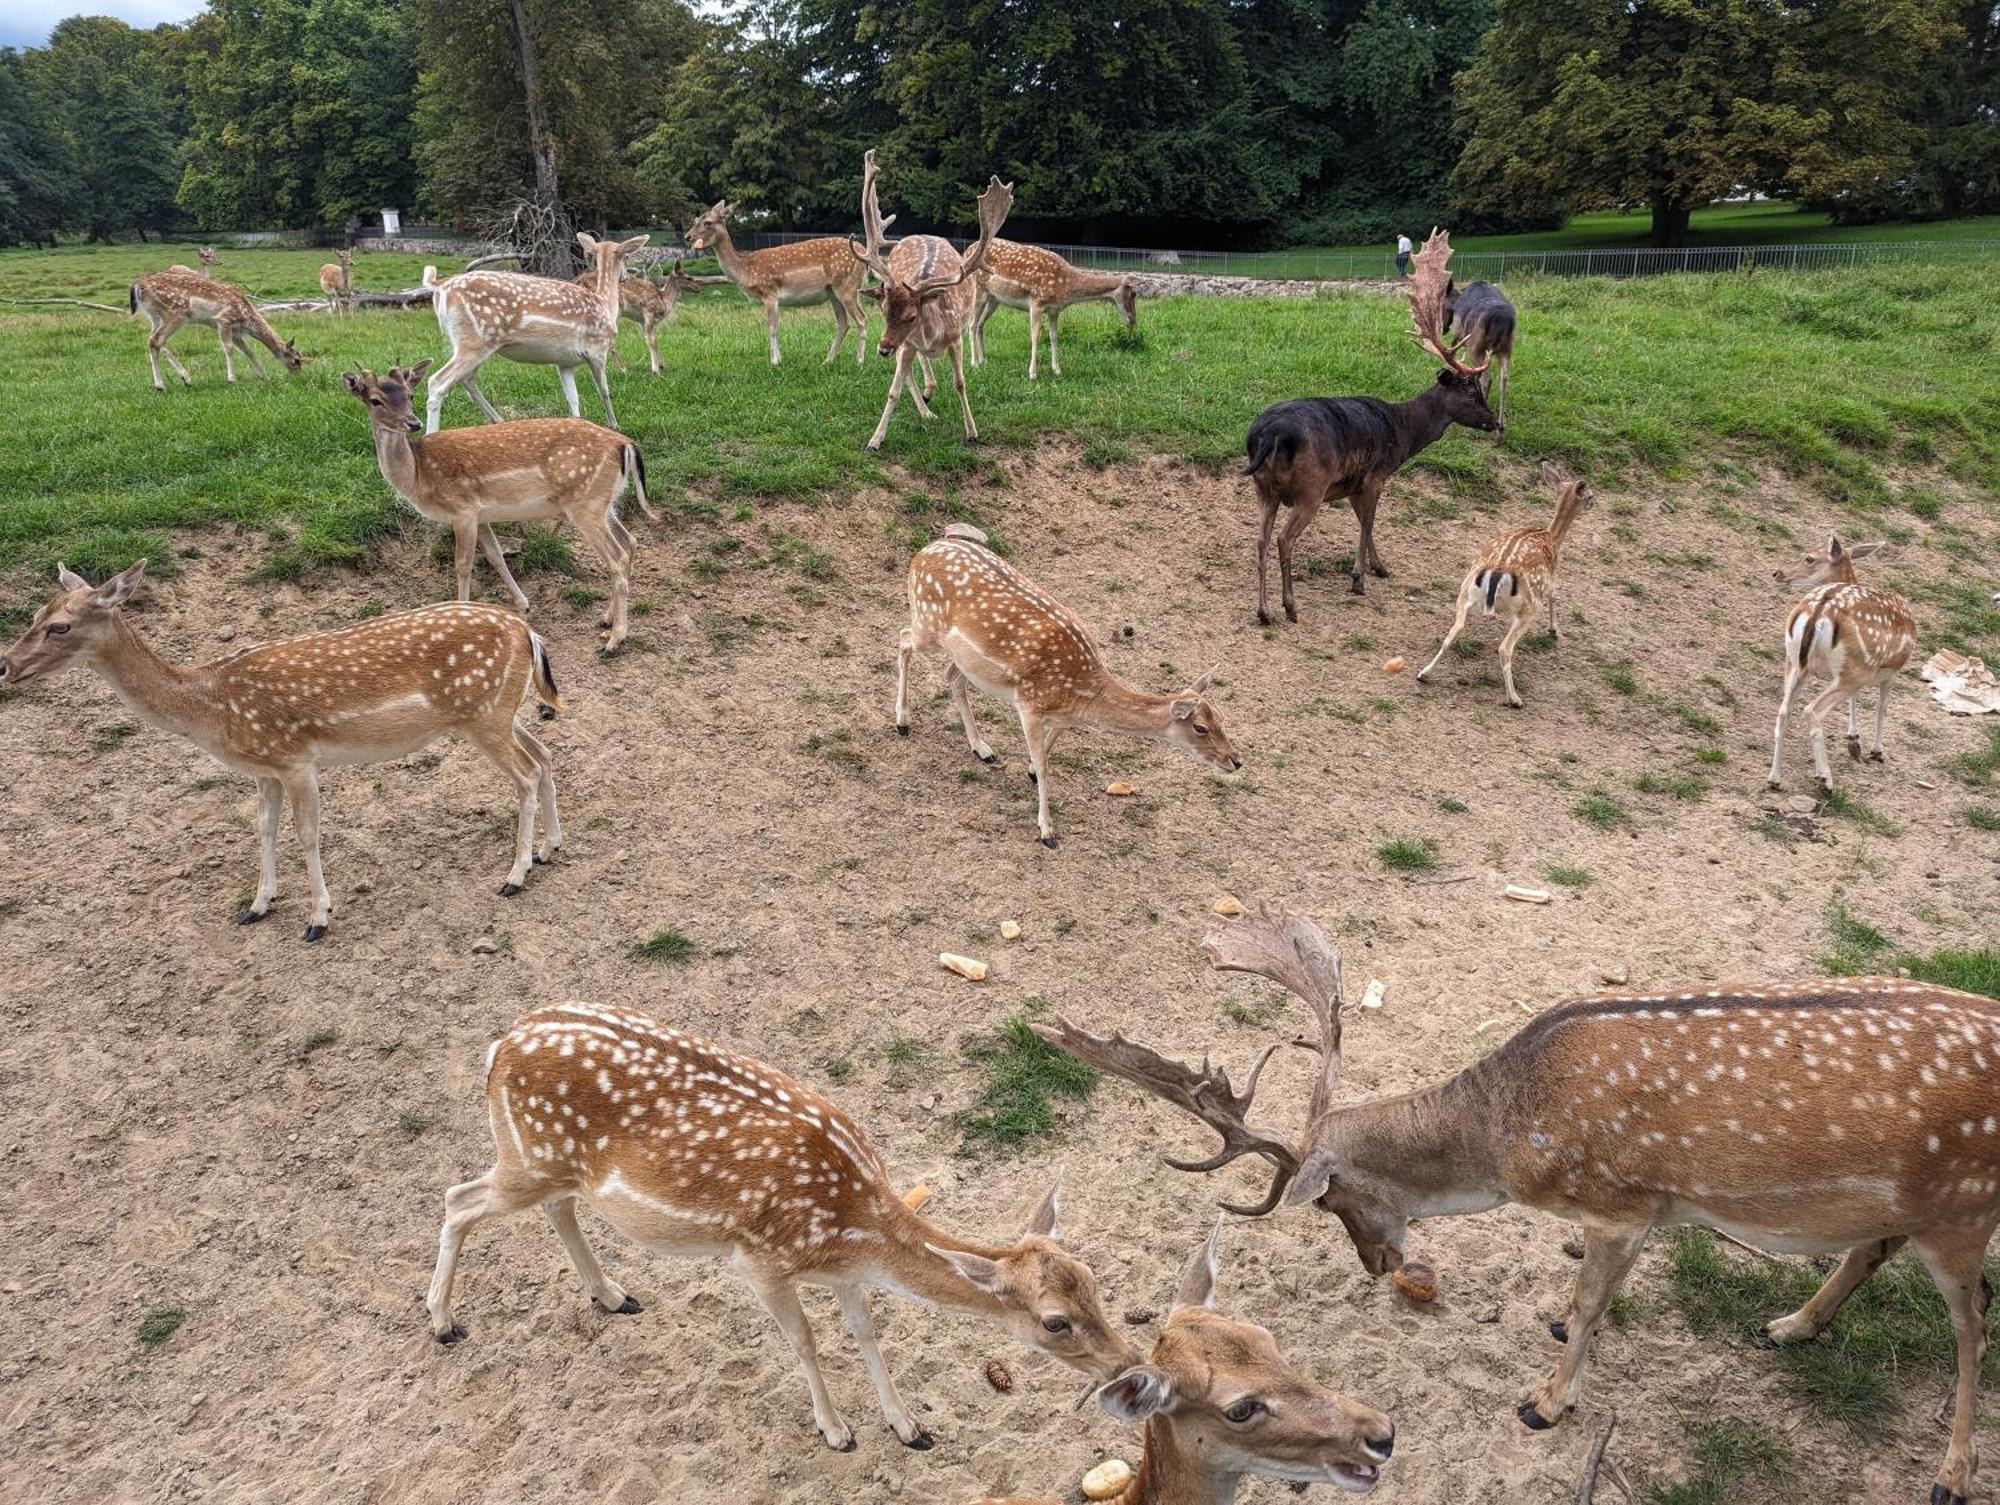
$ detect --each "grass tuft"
[1573,790,1632,831]
[629,926,698,966]
[1376,836,1441,873]
[956,1016,1097,1155]
[1542,862,1595,889]
[137,1307,188,1350]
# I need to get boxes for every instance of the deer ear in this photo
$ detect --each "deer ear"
[1847,540,1886,561]
[1170,696,1198,722]
[1172,1218,1223,1311]
[1285,1141,1339,1208]
[95,560,148,609]
[408,358,433,386]
[1096,1366,1175,1423]
[56,563,90,592]
[342,371,368,396]
[576,231,599,253]
[1826,533,1844,560]
[1023,1170,1062,1239]
[1187,665,1218,697]
[619,235,649,256]
[926,1243,1005,1294]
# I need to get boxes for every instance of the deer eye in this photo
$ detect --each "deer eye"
[1041,1315,1071,1335]
[1193,723,1210,736]
[46,622,70,636]
[1223,1398,1265,1424]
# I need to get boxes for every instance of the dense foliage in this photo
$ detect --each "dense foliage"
[0,0,1993,249]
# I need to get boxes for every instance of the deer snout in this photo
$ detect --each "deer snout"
[404,415,422,434]
[0,657,12,684]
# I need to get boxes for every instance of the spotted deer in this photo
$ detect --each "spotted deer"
[318,248,354,314]
[1040,905,2000,1505]
[685,200,871,365]
[420,231,648,433]
[1767,535,1918,793]
[130,267,309,392]
[168,245,222,276]
[895,526,1241,847]
[1416,465,1594,706]
[429,1001,1141,1451]
[1244,228,1496,615]
[847,150,1013,451]
[0,565,563,941]
[343,363,655,653]
[966,240,1139,380]
[968,1223,1395,1504]
[572,264,691,376]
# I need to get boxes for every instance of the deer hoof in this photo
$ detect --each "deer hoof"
[1349,577,1366,596]
[237,907,269,926]
[1517,1402,1556,1431]
[1040,835,1059,850]
[1846,737,1863,762]
[538,704,557,722]
[901,1429,936,1451]
[1548,1321,1568,1343]
[498,882,523,898]
[977,751,996,765]
[1257,609,1272,626]
[896,723,910,737]
[302,923,328,944]
[1930,1488,1967,1505]
[1868,750,1885,763]
[604,1295,642,1315]
[436,1323,468,1345]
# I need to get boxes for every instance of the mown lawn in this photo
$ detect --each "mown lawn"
[1,243,1996,604]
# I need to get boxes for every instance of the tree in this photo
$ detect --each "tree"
[0,50,74,247]
[33,16,182,241]
[1454,0,1954,245]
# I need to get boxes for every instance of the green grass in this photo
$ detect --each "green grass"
[956,1015,1098,1156]
[1816,786,1901,836]
[1816,902,2000,999]
[1966,805,2000,831]
[1573,790,1632,830]
[137,1307,188,1350]
[1376,836,1441,874]
[1541,862,1595,889]
[1635,769,1707,801]
[629,926,698,965]
[1642,1416,1794,1505]
[879,1029,936,1087]
[1950,727,2000,787]
[4,243,2000,589]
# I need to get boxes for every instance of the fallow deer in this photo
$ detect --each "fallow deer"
[968,1223,1395,1504]
[1444,278,1516,434]
[1244,228,1496,617]
[429,1001,1141,1451]
[420,231,649,433]
[1768,535,1918,794]
[1416,465,1594,707]
[168,245,222,276]
[343,363,656,653]
[573,264,692,376]
[318,248,354,315]
[130,267,309,392]
[894,526,1240,847]
[0,565,563,942]
[966,240,1139,380]
[684,200,871,366]
[1040,905,2000,1505]
[847,151,1014,452]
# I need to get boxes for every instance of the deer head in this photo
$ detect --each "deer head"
[276,337,310,373]
[0,561,149,686]
[1409,231,1496,430]
[197,246,220,272]
[577,231,649,283]
[1778,534,1885,589]
[343,362,431,434]
[684,201,730,252]
[1114,279,1139,327]
[338,248,353,269]
[849,149,1012,356]
[1164,668,1243,772]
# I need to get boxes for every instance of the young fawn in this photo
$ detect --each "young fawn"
[0,564,563,941]
[966,239,1140,380]
[318,248,354,314]
[343,363,655,653]
[1043,905,2000,1505]
[895,527,1241,846]
[430,1002,1140,1450]
[1768,534,1917,793]
[969,1224,1395,1504]
[1416,468,1593,706]
[130,267,309,391]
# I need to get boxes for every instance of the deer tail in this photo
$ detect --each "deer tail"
[421,265,440,289]
[1480,569,1513,614]
[623,442,658,521]
[529,630,563,716]
[1243,427,1283,476]
[129,283,139,315]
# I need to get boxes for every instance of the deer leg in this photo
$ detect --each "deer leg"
[573,518,630,654]
[157,332,192,388]
[426,1167,549,1342]
[1496,353,1511,436]
[866,347,912,451]
[825,298,848,364]
[1845,695,1863,762]
[470,723,541,896]
[1417,580,1476,684]
[1803,682,1849,793]
[234,334,268,376]
[1911,1229,1993,1505]
[1356,480,1390,581]
[910,355,937,417]
[542,1197,638,1314]
[1027,302,1042,381]
[1767,663,1808,789]
[969,295,990,366]
[475,523,530,613]
[556,364,584,421]
[1870,681,1888,761]
[1254,499,1279,626]
[1018,706,1057,847]
[586,355,619,431]
[1767,1236,1906,1343]
[280,766,331,943]
[1548,584,1560,644]
[449,519,479,604]
[894,626,916,734]
[948,665,996,763]
[1522,1222,1649,1428]
[837,1286,931,1448]
[1047,308,1062,377]
[1275,496,1321,623]
[747,1274,855,1451]
[1497,610,1532,709]
[765,297,783,366]
[643,315,663,376]
[516,726,561,859]
[239,776,283,923]
[948,343,977,442]
[425,353,490,431]
[217,324,237,384]
[848,291,869,365]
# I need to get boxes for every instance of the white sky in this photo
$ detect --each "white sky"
[1,2,209,49]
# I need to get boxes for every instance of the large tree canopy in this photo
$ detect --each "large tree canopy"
[0,50,75,247]
[32,16,182,241]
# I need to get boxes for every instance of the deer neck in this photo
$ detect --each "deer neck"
[1315,1076,1509,1220]
[580,257,622,319]
[370,425,426,508]
[1392,386,1459,460]
[869,1207,1014,1318]
[1546,498,1584,553]
[708,227,755,289]
[1073,674,1177,737]
[91,615,209,743]
[1063,268,1127,305]
[1121,1425,1238,1505]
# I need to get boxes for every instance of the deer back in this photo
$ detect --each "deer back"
[434,270,615,350]
[908,536,1103,703]
[412,418,628,512]
[1786,582,1918,679]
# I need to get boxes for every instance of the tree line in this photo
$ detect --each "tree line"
[1,0,1994,254]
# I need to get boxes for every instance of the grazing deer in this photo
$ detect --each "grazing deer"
[168,245,222,276]
[1444,278,1515,434]
[966,240,1139,380]
[429,1001,1141,1451]
[318,248,354,315]
[1040,904,2000,1505]
[1416,465,1594,706]
[130,267,309,392]
[685,200,871,366]
[420,231,648,433]
[894,526,1240,847]
[1244,228,1496,617]
[1768,535,1918,794]
[969,1223,1395,1504]
[573,264,691,376]
[847,150,1014,451]
[0,564,563,941]
[343,363,655,654]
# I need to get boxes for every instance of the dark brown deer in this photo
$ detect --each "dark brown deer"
[1444,278,1516,434]
[1039,905,2000,1505]
[1243,229,1496,620]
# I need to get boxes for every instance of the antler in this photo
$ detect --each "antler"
[1034,1018,1300,1217]
[1204,903,1347,1126]
[1408,228,1487,377]
[847,149,898,280]
[911,174,1014,296]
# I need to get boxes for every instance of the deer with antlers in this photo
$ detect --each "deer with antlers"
[848,151,1014,452]
[419,231,648,433]
[970,1222,1395,1504]
[685,200,871,366]
[343,363,655,654]
[130,265,309,392]
[966,241,1139,380]
[1041,905,2000,1505]
[895,525,1241,847]
[0,564,563,941]
[573,264,692,376]
[318,248,354,315]
[1416,465,1594,707]
[429,1001,1140,1451]
[1767,535,1918,794]
[1244,229,1497,617]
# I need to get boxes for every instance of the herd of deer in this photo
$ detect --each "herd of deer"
[2,170,1977,1505]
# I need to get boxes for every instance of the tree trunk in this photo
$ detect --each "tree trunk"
[1649,199,1692,248]
[507,0,577,278]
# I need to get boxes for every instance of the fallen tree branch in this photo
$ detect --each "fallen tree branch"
[1575,1411,1617,1505]
[254,288,438,313]
[0,296,129,314]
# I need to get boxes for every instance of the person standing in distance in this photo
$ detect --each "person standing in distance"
[1395,232,1413,277]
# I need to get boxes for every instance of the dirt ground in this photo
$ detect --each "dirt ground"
[0,439,1994,1505]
